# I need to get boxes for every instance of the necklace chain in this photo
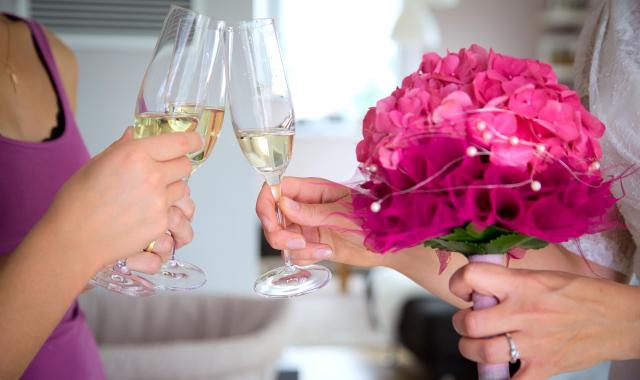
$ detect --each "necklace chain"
[3,18,17,93]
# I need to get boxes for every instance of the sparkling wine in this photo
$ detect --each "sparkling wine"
[169,105,225,169]
[235,129,294,175]
[134,112,199,137]
[134,106,225,169]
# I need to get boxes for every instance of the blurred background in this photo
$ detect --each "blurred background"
[0,0,607,379]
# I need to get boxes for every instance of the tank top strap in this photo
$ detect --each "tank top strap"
[21,18,73,123]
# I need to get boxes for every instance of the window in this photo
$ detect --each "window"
[255,0,402,134]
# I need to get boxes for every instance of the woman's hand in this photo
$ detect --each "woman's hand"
[113,185,196,275]
[256,176,474,306]
[42,127,202,273]
[256,177,387,268]
[449,263,640,379]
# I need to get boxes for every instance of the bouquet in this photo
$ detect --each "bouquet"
[351,45,619,380]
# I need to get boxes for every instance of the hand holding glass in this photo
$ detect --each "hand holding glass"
[228,19,332,297]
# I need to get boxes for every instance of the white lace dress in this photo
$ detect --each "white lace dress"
[568,0,640,378]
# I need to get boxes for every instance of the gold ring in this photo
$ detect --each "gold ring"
[145,240,156,252]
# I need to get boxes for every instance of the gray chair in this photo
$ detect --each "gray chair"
[79,290,291,380]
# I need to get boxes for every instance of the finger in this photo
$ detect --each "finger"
[256,182,279,232]
[280,196,354,229]
[144,234,174,262]
[263,228,306,251]
[280,177,350,204]
[288,242,334,265]
[459,332,528,364]
[167,207,193,249]
[139,131,203,162]
[126,251,163,275]
[161,157,192,184]
[173,191,195,220]
[449,263,514,303]
[452,305,519,338]
[166,180,188,205]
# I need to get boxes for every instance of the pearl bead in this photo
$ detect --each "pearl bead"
[536,144,546,154]
[370,201,381,213]
[367,164,378,173]
[509,136,519,146]
[476,121,487,131]
[589,161,601,171]
[531,181,542,192]
[482,131,493,143]
[466,146,478,157]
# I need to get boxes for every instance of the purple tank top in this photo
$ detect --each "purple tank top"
[0,16,106,380]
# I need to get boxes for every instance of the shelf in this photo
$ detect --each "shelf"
[552,63,574,83]
[540,8,590,29]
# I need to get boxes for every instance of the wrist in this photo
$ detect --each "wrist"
[626,285,640,359]
[27,211,104,279]
[600,279,640,361]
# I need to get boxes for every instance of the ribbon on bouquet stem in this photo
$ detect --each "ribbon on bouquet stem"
[468,253,513,380]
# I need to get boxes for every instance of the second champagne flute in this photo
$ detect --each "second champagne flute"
[133,9,229,291]
[228,19,332,298]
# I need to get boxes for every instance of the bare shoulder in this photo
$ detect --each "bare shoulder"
[41,25,78,111]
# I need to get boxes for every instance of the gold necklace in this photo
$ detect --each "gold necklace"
[3,19,17,93]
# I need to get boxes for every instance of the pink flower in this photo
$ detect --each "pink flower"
[352,45,616,254]
[432,91,473,123]
[379,147,401,170]
[508,87,549,118]
[490,142,536,168]
[537,100,580,141]
[489,53,528,80]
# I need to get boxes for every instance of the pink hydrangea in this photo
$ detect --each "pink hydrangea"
[352,45,618,253]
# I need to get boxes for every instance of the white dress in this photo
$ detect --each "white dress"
[569,0,640,378]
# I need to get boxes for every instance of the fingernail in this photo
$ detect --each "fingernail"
[286,237,306,250]
[282,197,299,211]
[314,247,333,260]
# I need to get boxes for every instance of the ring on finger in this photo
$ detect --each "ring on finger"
[145,240,156,252]
[505,333,520,363]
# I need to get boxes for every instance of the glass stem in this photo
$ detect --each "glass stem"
[170,175,191,262]
[266,175,294,271]
[114,259,130,274]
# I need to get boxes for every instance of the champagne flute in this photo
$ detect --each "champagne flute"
[136,14,229,292]
[91,6,226,295]
[228,19,332,297]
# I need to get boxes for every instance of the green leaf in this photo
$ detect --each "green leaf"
[424,239,486,255]
[439,227,476,242]
[485,233,548,254]
[519,238,548,250]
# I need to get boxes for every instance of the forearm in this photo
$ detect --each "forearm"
[384,243,624,310]
[509,244,625,282]
[0,217,99,379]
[585,276,640,361]
[384,246,470,308]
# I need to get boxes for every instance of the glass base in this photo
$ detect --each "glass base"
[139,259,207,291]
[254,264,332,298]
[90,267,156,297]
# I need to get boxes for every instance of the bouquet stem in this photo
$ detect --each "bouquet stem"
[468,254,510,380]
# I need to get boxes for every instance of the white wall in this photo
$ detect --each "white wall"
[283,0,546,183]
[61,0,261,295]
[433,0,544,58]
